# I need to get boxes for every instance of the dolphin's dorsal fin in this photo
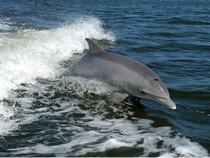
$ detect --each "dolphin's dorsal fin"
[85,38,106,53]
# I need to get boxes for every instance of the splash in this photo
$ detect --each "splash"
[0,16,115,136]
[0,18,11,32]
[10,118,209,157]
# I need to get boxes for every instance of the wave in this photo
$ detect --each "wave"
[0,16,115,136]
[10,115,209,157]
[3,75,208,157]
[0,18,12,32]
[167,17,210,25]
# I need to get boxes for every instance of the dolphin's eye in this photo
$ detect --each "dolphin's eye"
[154,78,159,81]
[141,90,146,95]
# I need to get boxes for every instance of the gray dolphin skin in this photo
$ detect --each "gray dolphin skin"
[63,38,176,110]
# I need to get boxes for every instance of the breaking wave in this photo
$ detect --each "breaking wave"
[0,16,115,136]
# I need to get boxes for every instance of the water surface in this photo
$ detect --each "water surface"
[0,0,210,157]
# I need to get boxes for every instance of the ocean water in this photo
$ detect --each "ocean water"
[0,0,210,157]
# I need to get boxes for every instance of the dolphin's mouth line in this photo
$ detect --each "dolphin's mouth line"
[157,97,176,110]
[147,93,166,100]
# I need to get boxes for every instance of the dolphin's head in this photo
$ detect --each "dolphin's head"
[137,71,176,110]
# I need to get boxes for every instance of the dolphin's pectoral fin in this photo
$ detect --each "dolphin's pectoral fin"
[109,92,128,104]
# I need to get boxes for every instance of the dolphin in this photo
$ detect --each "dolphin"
[63,38,176,110]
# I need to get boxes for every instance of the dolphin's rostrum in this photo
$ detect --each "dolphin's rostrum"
[63,38,176,110]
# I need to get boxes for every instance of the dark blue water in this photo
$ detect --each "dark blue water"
[0,0,210,156]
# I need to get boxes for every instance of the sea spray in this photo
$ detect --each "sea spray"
[0,16,115,136]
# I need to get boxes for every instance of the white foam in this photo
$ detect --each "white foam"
[0,18,11,32]
[6,78,208,156]
[11,118,208,157]
[0,102,17,136]
[0,16,115,100]
[0,16,115,136]
[97,138,134,151]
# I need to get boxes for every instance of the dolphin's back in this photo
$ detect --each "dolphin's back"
[73,52,150,78]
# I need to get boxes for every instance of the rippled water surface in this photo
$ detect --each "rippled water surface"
[0,0,210,157]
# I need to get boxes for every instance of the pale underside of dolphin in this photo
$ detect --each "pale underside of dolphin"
[63,38,176,110]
